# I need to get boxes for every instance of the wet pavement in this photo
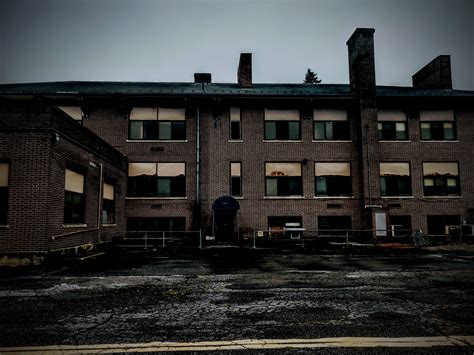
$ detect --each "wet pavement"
[0,247,473,353]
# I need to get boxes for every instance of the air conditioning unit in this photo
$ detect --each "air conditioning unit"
[461,225,474,236]
[445,225,460,235]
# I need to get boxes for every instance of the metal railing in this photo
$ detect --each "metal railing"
[107,230,202,250]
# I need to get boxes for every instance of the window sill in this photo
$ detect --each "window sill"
[262,140,303,143]
[0,225,10,229]
[264,196,305,199]
[62,224,87,228]
[422,195,462,199]
[313,196,354,199]
[126,140,188,143]
[228,140,243,143]
[126,197,188,200]
[381,196,414,199]
[102,223,117,227]
[230,196,244,199]
[420,140,459,143]
[312,140,352,143]
[379,140,411,142]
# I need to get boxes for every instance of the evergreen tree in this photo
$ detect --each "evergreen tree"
[303,68,321,84]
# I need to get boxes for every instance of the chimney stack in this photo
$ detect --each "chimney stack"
[238,53,252,88]
[412,55,452,89]
[346,28,376,102]
[194,73,212,84]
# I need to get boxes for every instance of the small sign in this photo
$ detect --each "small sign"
[257,231,264,237]
[205,235,215,241]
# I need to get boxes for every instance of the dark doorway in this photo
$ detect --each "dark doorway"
[212,196,240,242]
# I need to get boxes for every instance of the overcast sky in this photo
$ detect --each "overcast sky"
[0,0,473,89]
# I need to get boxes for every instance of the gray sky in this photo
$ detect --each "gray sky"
[1,0,473,89]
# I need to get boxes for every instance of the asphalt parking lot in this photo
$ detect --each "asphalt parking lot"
[0,245,473,353]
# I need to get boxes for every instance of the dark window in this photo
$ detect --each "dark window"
[420,122,456,140]
[230,162,242,196]
[64,169,85,224]
[315,163,352,196]
[127,163,186,198]
[378,122,407,140]
[0,163,9,225]
[427,215,460,235]
[389,215,412,236]
[129,121,185,140]
[381,176,412,196]
[314,121,350,140]
[230,108,241,140]
[265,163,302,197]
[265,121,300,140]
[127,217,186,232]
[318,216,352,235]
[268,216,302,235]
[423,163,460,196]
[102,183,115,224]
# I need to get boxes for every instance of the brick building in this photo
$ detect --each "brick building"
[0,28,473,254]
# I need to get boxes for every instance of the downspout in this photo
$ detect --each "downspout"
[365,124,372,207]
[97,163,103,239]
[195,106,201,219]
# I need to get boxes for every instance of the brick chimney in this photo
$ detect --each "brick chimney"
[238,53,252,88]
[412,55,452,89]
[346,28,376,101]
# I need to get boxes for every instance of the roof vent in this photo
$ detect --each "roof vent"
[194,73,212,84]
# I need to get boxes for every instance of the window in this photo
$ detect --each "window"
[129,107,186,140]
[389,215,412,236]
[230,162,242,197]
[419,110,456,140]
[423,162,460,196]
[127,217,186,232]
[313,109,350,140]
[380,162,412,196]
[102,183,115,224]
[377,110,407,140]
[315,162,352,196]
[318,216,351,235]
[427,215,460,235]
[0,163,9,225]
[64,169,85,224]
[268,216,302,235]
[59,106,83,124]
[264,109,300,140]
[265,163,302,197]
[230,107,241,140]
[128,163,186,197]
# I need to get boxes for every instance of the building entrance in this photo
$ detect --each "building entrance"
[212,196,240,242]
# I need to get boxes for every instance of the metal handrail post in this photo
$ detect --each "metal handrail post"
[162,231,166,248]
[199,229,202,249]
[253,230,256,249]
[144,232,148,250]
[346,228,349,247]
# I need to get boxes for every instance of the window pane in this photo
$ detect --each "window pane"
[265,122,276,140]
[0,163,9,187]
[288,121,300,140]
[157,178,171,197]
[143,121,159,140]
[443,122,455,140]
[398,176,412,195]
[266,163,301,176]
[65,169,84,194]
[103,183,114,200]
[380,177,387,196]
[230,121,241,140]
[0,187,8,224]
[266,178,278,196]
[231,176,241,196]
[325,122,334,140]
[333,121,350,140]
[431,122,444,140]
[158,122,172,139]
[289,177,302,195]
[395,122,407,140]
[158,108,185,121]
[129,121,143,139]
[314,122,325,140]
[316,176,327,195]
[420,123,431,140]
[171,121,186,140]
